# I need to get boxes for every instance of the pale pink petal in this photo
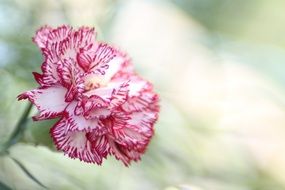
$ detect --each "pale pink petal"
[57,58,85,101]
[75,95,109,115]
[101,56,126,83]
[63,102,105,132]
[87,43,127,79]
[89,43,116,72]
[108,138,142,166]
[51,118,106,164]
[127,75,152,97]
[38,26,73,86]
[75,95,111,120]
[83,55,126,85]
[63,27,96,69]
[85,108,111,120]
[18,86,68,121]
[39,58,61,86]
[47,25,72,46]
[77,49,94,72]
[127,111,158,134]
[84,81,129,106]
[109,81,129,108]
[110,111,157,152]
[119,75,159,112]
[121,91,159,112]
[32,26,52,48]
[111,57,135,79]
[107,110,159,166]
[73,27,96,49]
[86,133,109,158]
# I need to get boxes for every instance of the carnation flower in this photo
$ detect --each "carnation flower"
[18,25,159,166]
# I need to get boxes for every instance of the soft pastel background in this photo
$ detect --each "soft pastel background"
[1,0,285,189]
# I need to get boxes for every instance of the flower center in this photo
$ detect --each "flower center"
[84,74,107,91]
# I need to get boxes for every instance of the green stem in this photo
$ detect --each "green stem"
[0,103,33,154]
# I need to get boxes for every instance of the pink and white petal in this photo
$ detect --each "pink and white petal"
[106,111,149,150]
[121,91,159,112]
[57,59,73,87]
[81,96,111,120]
[110,81,129,108]
[84,48,128,84]
[47,25,73,46]
[64,102,105,132]
[119,75,160,112]
[127,111,158,134]
[110,110,158,151]
[57,58,85,101]
[39,50,63,86]
[32,26,52,48]
[67,114,105,132]
[61,27,96,67]
[111,57,135,80]
[108,138,143,166]
[89,43,116,72]
[101,55,127,83]
[77,49,95,72]
[42,26,73,64]
[75,95,109,118]
[85,108,111,120]
[113,124,151,151]
[74,27,96,49]
[51,118,104,164]
[86,133,109,158]
[84,81,129,105]
[18,86,68,121]
[127,75,152,97]
[41,63,60,86]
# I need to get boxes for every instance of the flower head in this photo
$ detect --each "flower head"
[18,25,159,166]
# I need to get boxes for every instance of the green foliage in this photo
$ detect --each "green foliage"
[23,119,57,148]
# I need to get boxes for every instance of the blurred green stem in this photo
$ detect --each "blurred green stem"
[0,103,32,155]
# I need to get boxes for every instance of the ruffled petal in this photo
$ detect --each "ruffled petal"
[86,44,126,81]
[107,110,158,166]
[57,58,85,101]
[121,91,159,112]
[46,25,72,47]
[51,118,106,164]
[63,102,105,132]
[75,95,110,120]
[108,138,142,166]
[73,27,96,49]
[89,43,116,73]
[117,75,159,112]
[111,111,157,151]
[84,81,129,107]
[86,133,109,158]
[32,26,52,48]
[127,75,152,97]
[39,57,61,86]
[36,26,73,86]
[61,27,96,69]
[109,81,129,108]
[111,57,135,79]
[18,86,68,121]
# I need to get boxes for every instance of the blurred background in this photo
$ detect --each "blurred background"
[1,0,285,189]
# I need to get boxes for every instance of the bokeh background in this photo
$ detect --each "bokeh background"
[1,0,285,189]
